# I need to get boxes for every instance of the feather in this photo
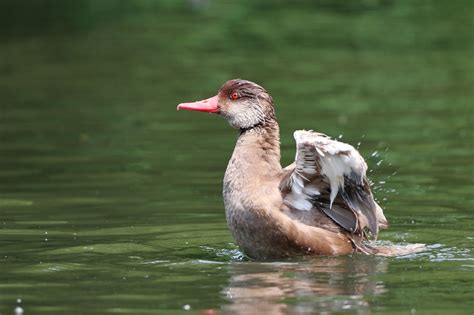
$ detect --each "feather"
[282,130,387,239]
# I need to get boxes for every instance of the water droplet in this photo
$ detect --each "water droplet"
[16,298,22,304]
[371,151,378,157]
[183,304,191,311]
[15,306,24,315]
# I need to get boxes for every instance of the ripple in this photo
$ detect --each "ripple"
[394,243,472,262]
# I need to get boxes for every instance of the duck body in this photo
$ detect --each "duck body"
[223,123,355,259]
[178,79,420,259]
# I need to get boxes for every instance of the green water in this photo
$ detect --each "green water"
[0,1,473,314]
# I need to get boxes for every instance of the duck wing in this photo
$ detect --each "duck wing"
[280,130,388,238]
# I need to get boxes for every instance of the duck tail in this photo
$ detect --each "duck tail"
[355,242,426,257]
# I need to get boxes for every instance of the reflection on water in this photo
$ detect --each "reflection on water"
[224,256,388,314]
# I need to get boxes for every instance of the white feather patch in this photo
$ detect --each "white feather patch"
[284,193,313,211]
[303,184,320,196]
[293,130,367,208]
[292,175,305,195]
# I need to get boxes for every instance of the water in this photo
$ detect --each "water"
[0,1,473,314]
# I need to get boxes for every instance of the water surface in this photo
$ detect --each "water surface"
[0,1,473,314]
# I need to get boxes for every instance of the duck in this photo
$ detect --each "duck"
[177,79,421,259]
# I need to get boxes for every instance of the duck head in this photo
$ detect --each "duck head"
[177,79,275,129]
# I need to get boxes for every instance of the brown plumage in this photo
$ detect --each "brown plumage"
[177,79,424,260]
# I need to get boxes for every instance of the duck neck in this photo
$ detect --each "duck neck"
[228,118,282,179]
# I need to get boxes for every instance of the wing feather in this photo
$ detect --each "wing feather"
[282,130,388,238]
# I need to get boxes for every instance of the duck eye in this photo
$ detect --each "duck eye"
[230,92,239,100]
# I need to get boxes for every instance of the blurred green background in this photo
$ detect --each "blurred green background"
[0,1,473,314]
